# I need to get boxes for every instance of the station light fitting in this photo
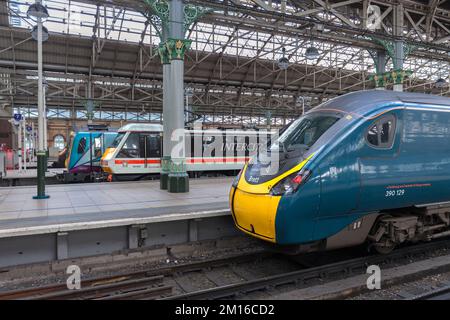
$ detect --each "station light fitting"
[278,47,289,70]
[27,2,49,20]
[435,78,447,88]
[305,46,320,60]
[31,25,49,42]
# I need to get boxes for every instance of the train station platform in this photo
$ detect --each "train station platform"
[1,168,64,186]
[0,177,236,268]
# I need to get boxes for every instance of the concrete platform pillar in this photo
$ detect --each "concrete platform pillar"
[188,219,199,242]
[56,232,69,260]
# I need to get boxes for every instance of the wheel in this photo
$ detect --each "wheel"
[369,214,396,254]
[373,242,396,254]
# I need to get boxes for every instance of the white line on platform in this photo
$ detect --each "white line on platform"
[0,208,231,239]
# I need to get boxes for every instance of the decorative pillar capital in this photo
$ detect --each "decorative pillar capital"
[164,38,192,61]
[370,69,412,87]
[370,74,386,88]
[391,69,413,85]
[158,43,170,64]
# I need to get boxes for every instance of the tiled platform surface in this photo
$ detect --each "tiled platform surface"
[0,177,232,237]
[3,168,64,179]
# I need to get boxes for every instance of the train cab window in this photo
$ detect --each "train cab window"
[117,133,140,158]
[380,121,393,144]
[77,137,87,154]
[146,134,161,158]
[366,115,396,148]
[277,115,341,151]
[367,124,379,146]
[93,137,102,158]
[111,133,125,148]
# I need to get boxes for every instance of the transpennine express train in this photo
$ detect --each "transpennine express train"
[58,131,117,182]
[101,123,272,181]
[230,90,450,254]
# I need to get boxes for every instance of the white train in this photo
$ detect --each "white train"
[100,123,273,180]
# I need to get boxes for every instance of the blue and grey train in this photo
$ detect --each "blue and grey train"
[230,90,450,254]
[59,131,117,182]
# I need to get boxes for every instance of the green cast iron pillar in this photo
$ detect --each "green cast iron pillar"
[32,0,49,200]
[160,60,171,190]
[143,0,210,192]
[166,0,189,193]
[143,0,171,189]
[368,4,415,92]
[368,37,414,91]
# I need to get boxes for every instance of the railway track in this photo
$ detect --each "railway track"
[0,251,271,300]
[165,239,450,300]
[1,239,450,300]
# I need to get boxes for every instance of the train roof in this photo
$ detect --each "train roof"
[118,123,163,132]
[313,90,450,115]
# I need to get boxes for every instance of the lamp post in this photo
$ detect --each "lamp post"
[28,0,49,199]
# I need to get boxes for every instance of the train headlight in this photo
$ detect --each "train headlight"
[232,168,244,188]
[270,170,312,196]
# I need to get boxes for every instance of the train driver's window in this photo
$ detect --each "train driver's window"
[77,137,87,154]
[117,133,140,158]
[94,137,102,158]
[366,115,396,149]
[367,124,379,146]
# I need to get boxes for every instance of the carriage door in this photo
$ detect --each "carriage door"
[319,155,361,218]
[144,133,162,167]
[139,134,148,168]
[93,135,102,163]
[359,113,401,211]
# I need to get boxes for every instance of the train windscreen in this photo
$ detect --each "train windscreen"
[111,133,125,148]
[245,112,341,185]
[272,113,341,153]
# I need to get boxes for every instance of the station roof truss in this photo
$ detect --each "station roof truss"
[0,0,448,126]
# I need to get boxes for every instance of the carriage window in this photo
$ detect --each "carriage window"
[366,115,396,148]
[146,134,161,158]
[117,133,140,158]
[77,137,86,154]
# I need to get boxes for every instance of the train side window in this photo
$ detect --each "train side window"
[93,137,102,158]
[366,115,396,149]
[117,133,140,158]
[380,120,393,144]
[367,124,379,146]
[146,134,161,158]
[77,137,86,154]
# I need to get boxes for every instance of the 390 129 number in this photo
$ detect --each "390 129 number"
[385,189,405,197]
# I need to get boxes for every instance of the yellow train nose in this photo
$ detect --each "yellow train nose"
[230,186,280,242]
